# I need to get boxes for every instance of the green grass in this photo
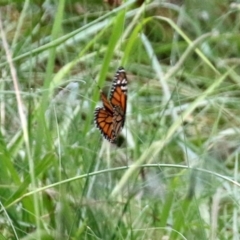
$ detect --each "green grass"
[1,0,240,239]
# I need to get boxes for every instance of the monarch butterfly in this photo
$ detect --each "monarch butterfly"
[94,67,127,143]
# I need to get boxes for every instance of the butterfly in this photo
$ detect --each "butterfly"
[94,67,127,143]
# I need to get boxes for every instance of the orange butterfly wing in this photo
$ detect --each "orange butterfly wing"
[94,67,128,143]
[110,67,127,124]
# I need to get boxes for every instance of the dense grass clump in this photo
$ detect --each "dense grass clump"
[0,0,240,239]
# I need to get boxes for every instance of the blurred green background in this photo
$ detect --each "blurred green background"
[0,0,240,239]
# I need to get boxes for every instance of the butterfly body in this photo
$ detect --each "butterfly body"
[94,67,127,143]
